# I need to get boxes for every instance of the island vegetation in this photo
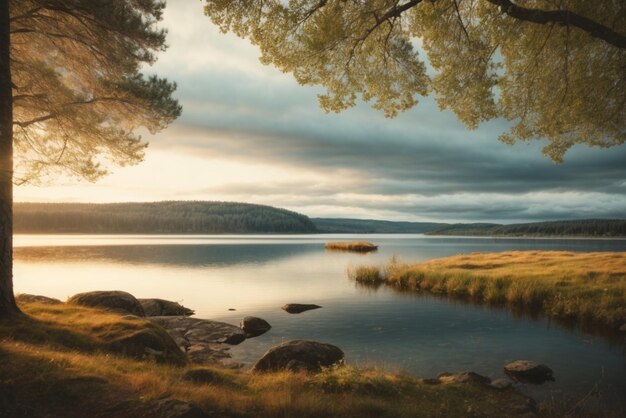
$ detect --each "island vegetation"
[349,251,626,329]
[0,299,534,417]
[14,202,318,234]
[325,241,378,253]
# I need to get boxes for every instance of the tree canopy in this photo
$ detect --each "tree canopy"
[10,0,181,183]
[0,0,180,315]
[204,0,626,161]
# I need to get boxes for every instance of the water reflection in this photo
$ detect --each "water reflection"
[15,243,319,268]
[12,233,626,411]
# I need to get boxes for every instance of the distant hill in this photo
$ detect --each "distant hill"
[312,218,443,233]
[13,203,626,237]
[425,219,626,238]
[14,201,318,234]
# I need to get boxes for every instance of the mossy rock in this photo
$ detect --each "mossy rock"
[68,291,145,317]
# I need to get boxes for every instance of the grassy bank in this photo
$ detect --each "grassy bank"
[0,301,534,417]
[325,241,378,253]
[349,251,626,329]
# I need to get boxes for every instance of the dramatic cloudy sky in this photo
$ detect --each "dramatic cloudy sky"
[15,1,626,223]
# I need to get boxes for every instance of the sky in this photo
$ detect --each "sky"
[14,0,626,223]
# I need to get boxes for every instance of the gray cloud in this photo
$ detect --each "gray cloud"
[138,0,626,223]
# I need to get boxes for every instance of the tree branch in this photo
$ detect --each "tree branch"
[486,0,626,49]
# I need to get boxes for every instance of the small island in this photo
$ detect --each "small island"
[325,241,378,253]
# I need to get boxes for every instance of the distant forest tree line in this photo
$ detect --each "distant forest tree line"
[426,220,626,238]
[14,202,318,234]
[13,202,626,237]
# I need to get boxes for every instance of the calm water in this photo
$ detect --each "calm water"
[13,234,626,408]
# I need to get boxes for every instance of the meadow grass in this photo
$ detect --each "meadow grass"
[349,251,626,328]
[0,301,531,417]
[325,241,378,253]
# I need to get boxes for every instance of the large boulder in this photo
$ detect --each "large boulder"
[504,360,554,384]
[139,298,194,317]
[252,340,344,373]
[16,294,62,305]
[68,291,145,316]
[281,303,322,314]
[240,316,271,338]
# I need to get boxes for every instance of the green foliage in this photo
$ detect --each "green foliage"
[204,0,626,161]
[14,201,318,233]
[10,0,181,183]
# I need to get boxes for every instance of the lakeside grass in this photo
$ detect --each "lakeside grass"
[0,301,534,418]
[325,241,378,253]
[348,251,626,329]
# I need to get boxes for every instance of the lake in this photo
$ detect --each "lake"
[13,234,626,409]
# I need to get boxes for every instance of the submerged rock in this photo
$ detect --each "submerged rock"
[282,303,322,314]
[252,339,344,373]
[139,298,195,317]
[504,360,554,384]
[240,316,271,337]
[68,290,145,316]
[15,294,62,305]
[437,371,491,385]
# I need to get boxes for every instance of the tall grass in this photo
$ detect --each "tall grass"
[348,251,626,328]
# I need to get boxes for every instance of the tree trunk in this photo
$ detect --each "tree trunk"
[0,0,17,317]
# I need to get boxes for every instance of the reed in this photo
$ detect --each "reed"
[349,251,626,328]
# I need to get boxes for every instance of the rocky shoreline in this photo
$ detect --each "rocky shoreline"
[16,290,552,417]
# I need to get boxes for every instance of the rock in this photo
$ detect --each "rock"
[504,360,554,384]
[155,399,209,418]
[252,339,344,373]
[150,316,246,346]
[437,371,491,385]
[15,294,62,305]
[138,298,194,317]
[619,323,626,332]
[182,369,218,384]
[240,316,271,338]
[149,316,246,366]
[67,290,145,316]
[282,303,322,314]
[490,378,513,390]
[107,327,185,364]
